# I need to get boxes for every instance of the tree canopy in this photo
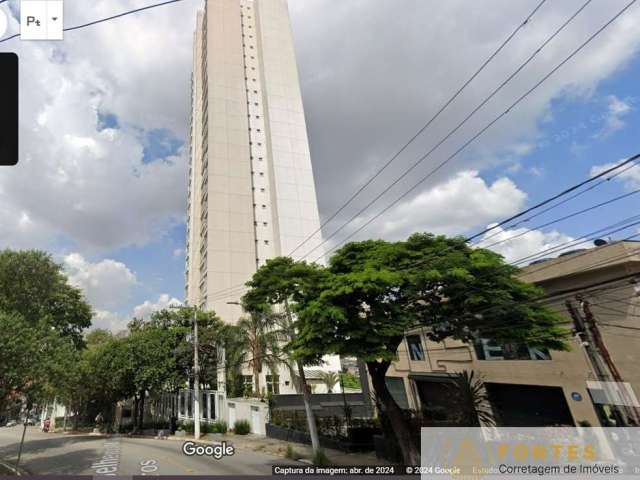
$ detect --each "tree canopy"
[286,233,570,464]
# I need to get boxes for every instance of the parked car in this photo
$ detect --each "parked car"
[5,420,17,427]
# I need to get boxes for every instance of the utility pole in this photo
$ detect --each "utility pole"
[566,298,634,426]
[580,298,640,426]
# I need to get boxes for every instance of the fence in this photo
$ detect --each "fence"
[177,389,225,423]
[269,392,374,418]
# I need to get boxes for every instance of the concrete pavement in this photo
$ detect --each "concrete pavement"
[0,426,298,475]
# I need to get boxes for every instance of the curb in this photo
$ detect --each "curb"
[0,459,27,476]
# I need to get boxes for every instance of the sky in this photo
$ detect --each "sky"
[0,0,639,332]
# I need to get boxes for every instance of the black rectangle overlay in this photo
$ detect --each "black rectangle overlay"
[0,52,18,165]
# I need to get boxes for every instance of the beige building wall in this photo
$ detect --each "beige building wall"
[385,241,640,426]
[185,0,325,325]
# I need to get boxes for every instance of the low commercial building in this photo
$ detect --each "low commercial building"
[384,240,640,427]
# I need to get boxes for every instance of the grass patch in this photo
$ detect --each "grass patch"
[313,449,330,466]
[285,444,304,460]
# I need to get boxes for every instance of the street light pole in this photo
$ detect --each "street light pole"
[171,303,201,440]
[193,305,201,440]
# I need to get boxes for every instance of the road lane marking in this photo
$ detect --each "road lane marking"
[140,459,159,475]
[90,437,121,476]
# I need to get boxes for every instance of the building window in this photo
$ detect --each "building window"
[406,335,425,361]
[266,375,280,395]
[386,377,410,410]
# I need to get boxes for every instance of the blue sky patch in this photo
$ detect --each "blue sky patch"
[142,128,184,163]
[97,111,119,131]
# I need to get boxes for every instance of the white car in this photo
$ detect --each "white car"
[5,420,17,427]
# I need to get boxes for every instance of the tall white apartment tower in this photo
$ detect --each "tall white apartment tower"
[185,0,325,324]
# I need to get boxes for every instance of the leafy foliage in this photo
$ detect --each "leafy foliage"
[319,371,339,393]
[0,250,93,413]
[0,250,92,347]
[287,233,569,464]
[340,373,361,390]
[234,419,251,435]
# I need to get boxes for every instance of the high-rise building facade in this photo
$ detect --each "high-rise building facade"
[185,0,325,324]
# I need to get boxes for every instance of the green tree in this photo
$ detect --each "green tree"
[219,323,250,397]
[319,371,339,393]
[290,234,569,464]
[0,312,46,412]
[147,307,225,390]
[242,257,329,455]
[339,372,361,390]
[236,311,278,396]
[0,250,92,347]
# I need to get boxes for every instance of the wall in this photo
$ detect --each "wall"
[226,398,269,435]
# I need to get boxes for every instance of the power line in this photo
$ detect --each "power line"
[0,0,192,43]
[310,0,639,263]
[286,0,550,258]
[474,157,640,246]
[509,215,640,266]
[206,165,640,303]
[479,187,640,252]
[599,323,640,331]
[199,2,638,302]
[301,0,597,262]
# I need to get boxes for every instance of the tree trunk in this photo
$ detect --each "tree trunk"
[63,408,68,432]
[283,298,320,455]
[367,360,420,465]
[139,392,145,429]
[133,396,139,430]
[297,361,320,454]
[73,404,79,431]
[253,365,260,397]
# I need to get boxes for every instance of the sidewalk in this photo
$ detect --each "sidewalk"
[170,432,387,466]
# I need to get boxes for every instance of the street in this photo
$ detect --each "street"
[0,426,296,475]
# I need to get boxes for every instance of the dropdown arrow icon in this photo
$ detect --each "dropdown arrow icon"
[52,17,58,21]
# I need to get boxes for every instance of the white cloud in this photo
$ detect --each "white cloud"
[289,0,640,225]
[64,253,137,310]
[374,171,527,240]
[476,225,575,264]
[92,309,129,333]
[595,95,633,138]
[0,0,194,253]
[590,159,640,190]
[132,293,182,320]
[173,248,184,258]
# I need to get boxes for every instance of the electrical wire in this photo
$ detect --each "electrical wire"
[205,162,640,302]
[0,0,192,43]
[474,157,640,246]
[300,0,598,262]
[480,188,640,252]
[309,1,639,264]
[286,0,550,258]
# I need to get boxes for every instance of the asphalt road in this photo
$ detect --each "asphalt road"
[0,425,297,475]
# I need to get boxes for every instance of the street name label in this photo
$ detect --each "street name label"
[0,53,18,166]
